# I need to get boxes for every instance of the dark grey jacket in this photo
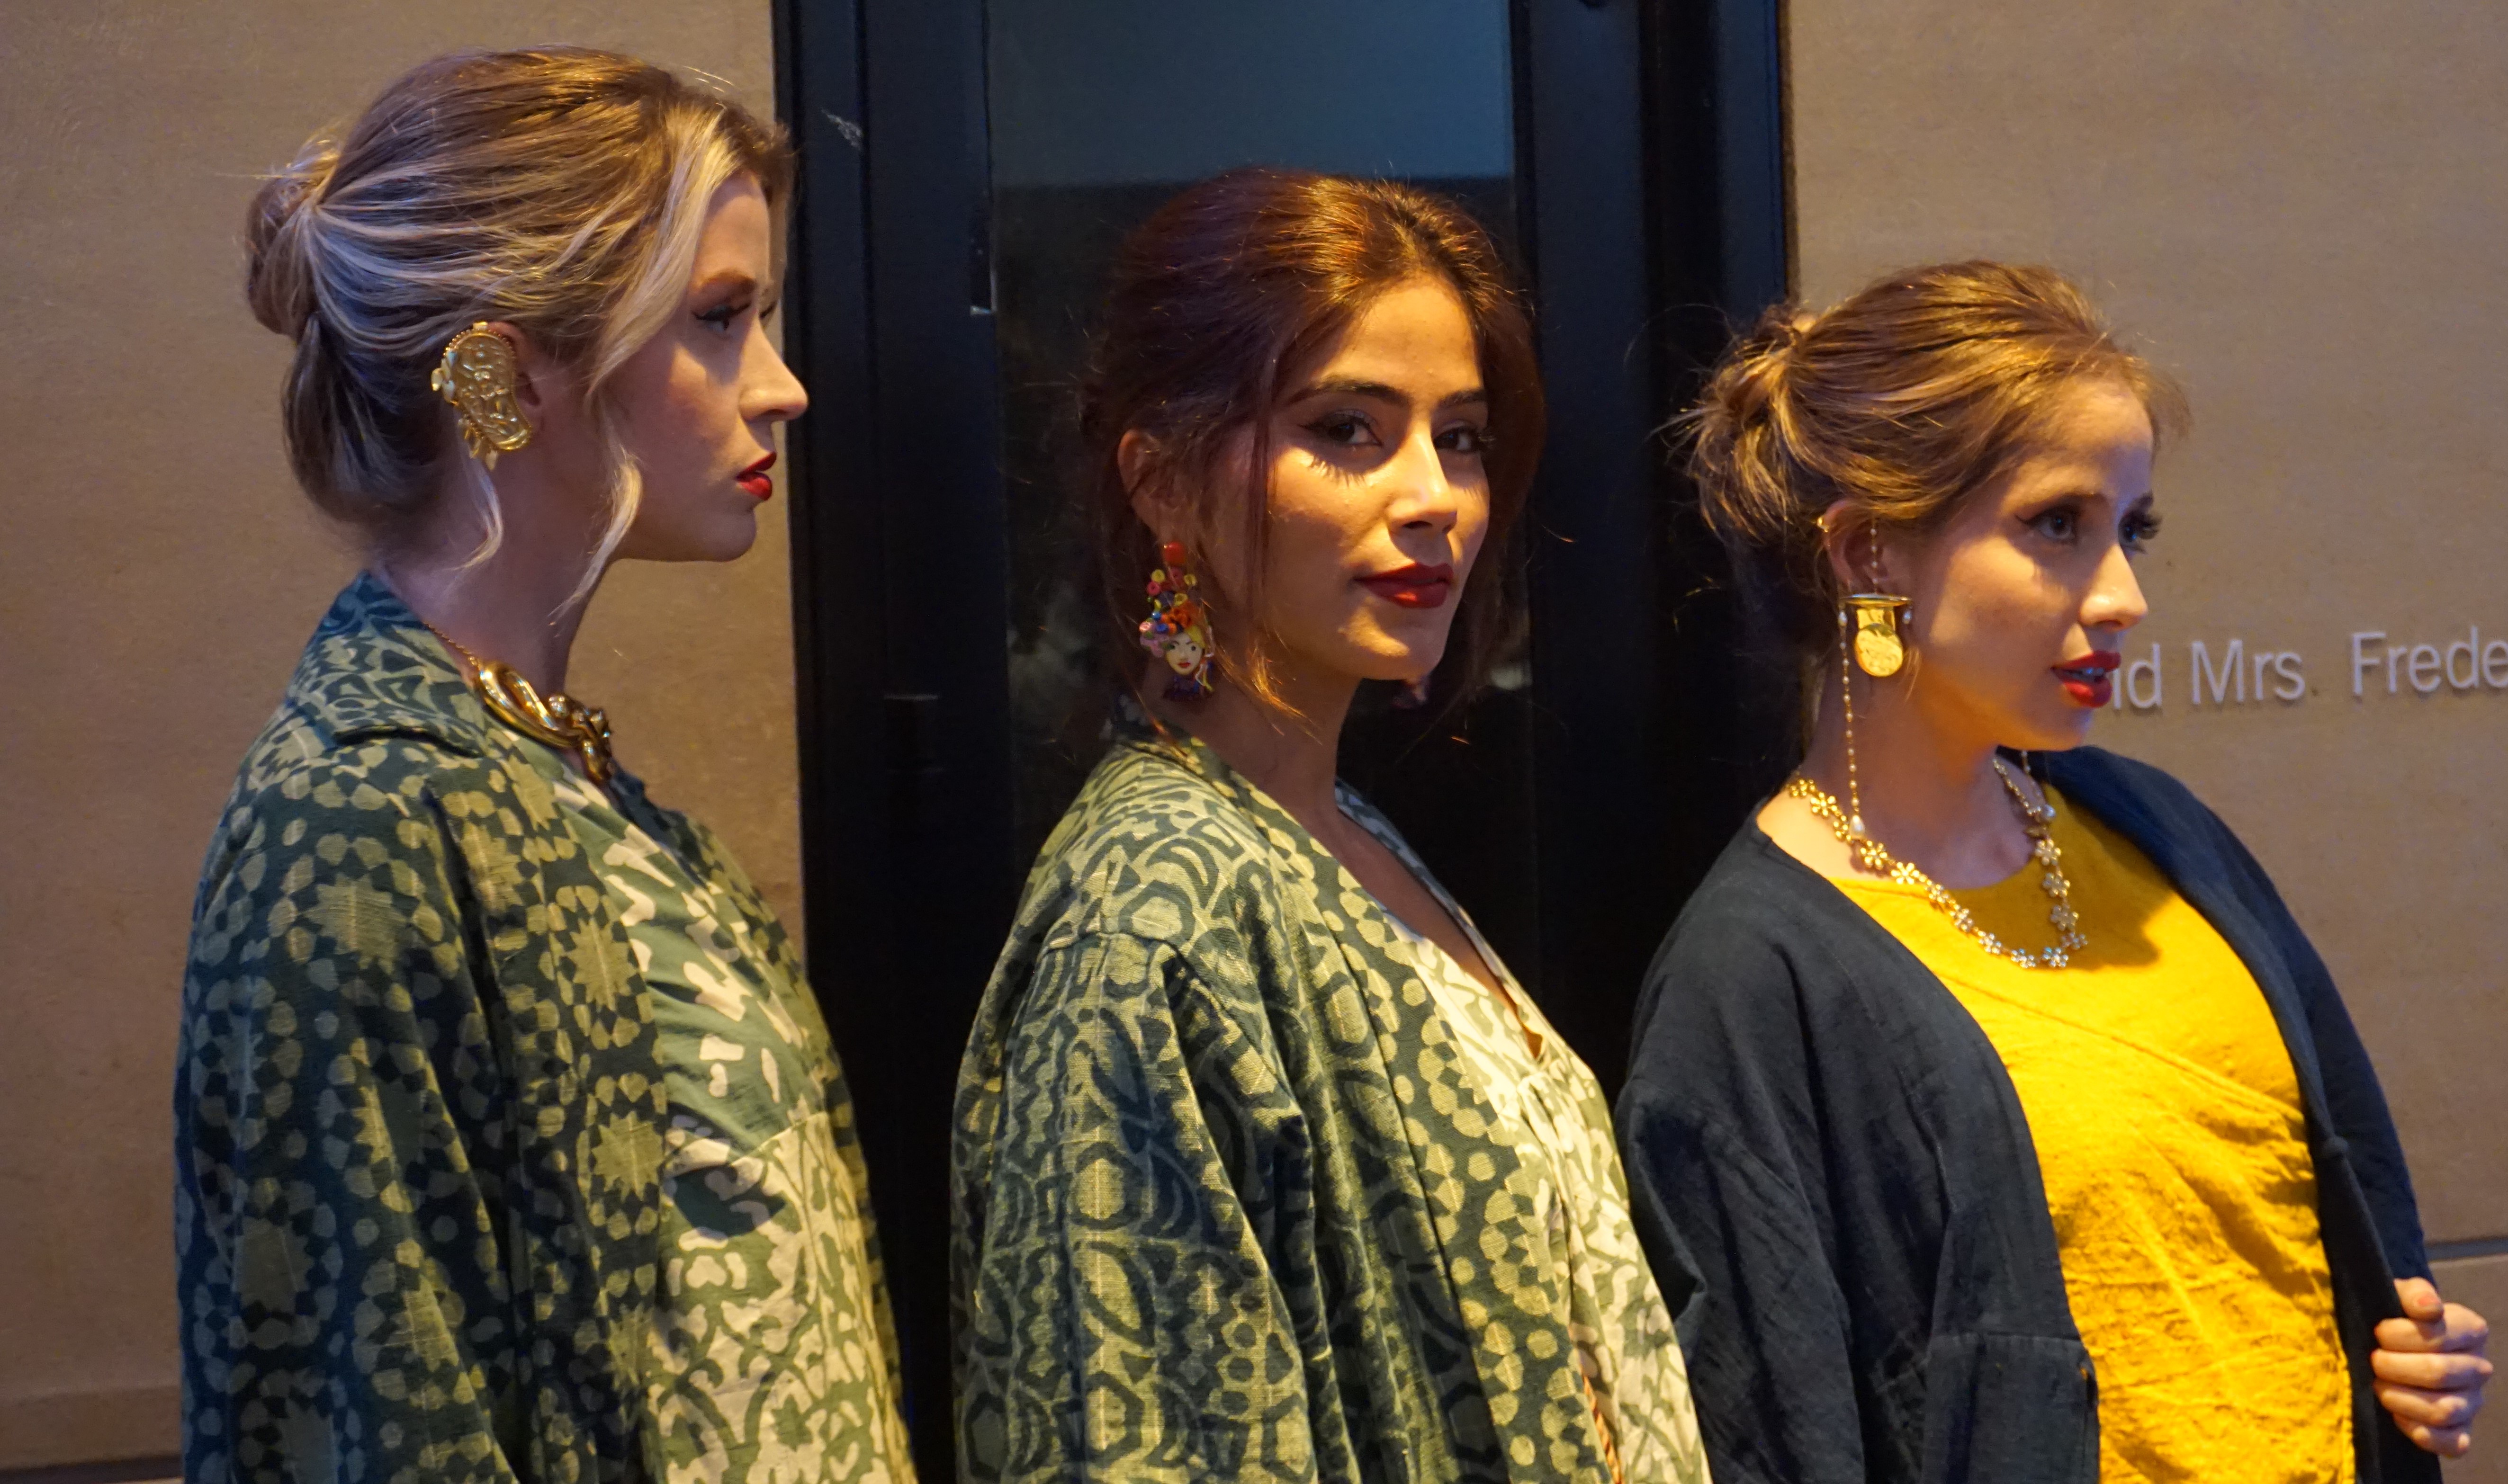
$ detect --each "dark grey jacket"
[1619,745,2435,1484]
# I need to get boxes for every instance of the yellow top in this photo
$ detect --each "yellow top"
[1834,785,2352,1484]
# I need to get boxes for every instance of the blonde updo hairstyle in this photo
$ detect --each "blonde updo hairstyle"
[245,48,793,594]
[1684,260,2185,661]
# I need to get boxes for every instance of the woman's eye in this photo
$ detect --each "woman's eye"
[2029,509,2078,541]
[1437,424,1492,456]
[695,302,748,335]
[1307,413,1378,448]
[2121,511,2163,552]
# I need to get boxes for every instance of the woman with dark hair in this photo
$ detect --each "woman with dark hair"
[1619,261,2489,1484]
[951,169,1709,1484]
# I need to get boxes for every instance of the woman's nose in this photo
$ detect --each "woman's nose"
[747,334,809,424]
[1391,427,1460,527]
[2087,539,2148,629]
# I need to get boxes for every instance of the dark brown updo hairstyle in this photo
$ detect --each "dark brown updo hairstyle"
[1078,167,1545,712]
[244,48,791,594]
[1684,259,2185,660]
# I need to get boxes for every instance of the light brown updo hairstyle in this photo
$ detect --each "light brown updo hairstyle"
[245,47,793,596]
[1078,167,1545,715]
[1684,259,2185,660]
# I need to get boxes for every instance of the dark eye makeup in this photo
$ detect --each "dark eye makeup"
[2020,495,2162,553]
[1297,409,1494,457]
[1303,412,1379,447]
[2121,505,2163,551]
[2027,505,2081,541]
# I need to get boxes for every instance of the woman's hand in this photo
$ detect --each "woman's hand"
[2373,1277,2492,1456]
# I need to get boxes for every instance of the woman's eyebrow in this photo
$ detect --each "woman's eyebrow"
[1286,375,1404,403]
[1283,378,1489,411]
[2016,481,2110,505]
[690,269,760,298]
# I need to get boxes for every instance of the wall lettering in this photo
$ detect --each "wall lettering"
[2348,629,2506,697]
[2108,628,2504,713]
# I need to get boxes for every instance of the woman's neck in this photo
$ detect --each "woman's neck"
[1791,670,2038,889]
[1148,659,1356,830]
[377,474,607,697]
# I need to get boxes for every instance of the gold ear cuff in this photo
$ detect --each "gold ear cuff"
[431,322,535,467]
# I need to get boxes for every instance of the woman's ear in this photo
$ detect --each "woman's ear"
[1120,429,1174,536]
[1818,501,1912,595]
[1818,500,1865,593]
[484,322,561,420]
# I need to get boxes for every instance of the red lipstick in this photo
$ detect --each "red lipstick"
[2055,651,2121,708]
[1357,563,1455,610]
[737,453,775,501]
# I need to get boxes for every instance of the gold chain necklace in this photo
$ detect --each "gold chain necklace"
[1789,762,2086,967]
[419,620,617,786]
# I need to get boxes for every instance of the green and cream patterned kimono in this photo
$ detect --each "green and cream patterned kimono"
[525,748,915,1483]
[176,574,910,1484]
[951,723,1711,1484]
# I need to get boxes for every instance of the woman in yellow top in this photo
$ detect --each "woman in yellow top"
[1618,261,2490,1484]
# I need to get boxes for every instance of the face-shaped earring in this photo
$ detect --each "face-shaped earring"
[431,322,535,468]
[1139,541,1215,700]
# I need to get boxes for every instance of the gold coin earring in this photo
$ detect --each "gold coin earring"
[1843,524,1911,678]
[1829,523,1906,839]
[1833,599,1877,843]
[431,322,536,468]
[1845,591,1912,677]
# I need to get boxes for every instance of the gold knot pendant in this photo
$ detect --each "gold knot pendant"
[471,660,615,785]
[420,618,615,785]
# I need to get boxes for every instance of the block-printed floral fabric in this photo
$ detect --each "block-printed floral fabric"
[952,723,1705,1483]
[1378,917,1708,1484]
[531,753,915,1484]
[176,573,904,1484]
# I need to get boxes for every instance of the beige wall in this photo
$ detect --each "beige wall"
[1790,3,2507,1476]
[0,1,791,1470]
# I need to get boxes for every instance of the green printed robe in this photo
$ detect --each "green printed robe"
[525,747,915,1483]
[175,573,904,1484]
[951,723,1643,1484]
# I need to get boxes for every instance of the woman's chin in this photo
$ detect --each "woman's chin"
[1354,654,1444,686]
[1340,627,1450,682]
[2006,705,2101,753]
[617,513,760,565]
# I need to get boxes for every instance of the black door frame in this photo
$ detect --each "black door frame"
[775,1,1015,1469]
[773,3,1787,1474]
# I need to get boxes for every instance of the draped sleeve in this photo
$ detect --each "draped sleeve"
[953,925,1322,1484]
[177,749,523,1484]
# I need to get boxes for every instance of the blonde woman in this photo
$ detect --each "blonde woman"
[1621,262,2489,1483]
[177,50,913,1484]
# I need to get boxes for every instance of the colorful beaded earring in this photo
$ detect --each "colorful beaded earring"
[1138,540,1215,699]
